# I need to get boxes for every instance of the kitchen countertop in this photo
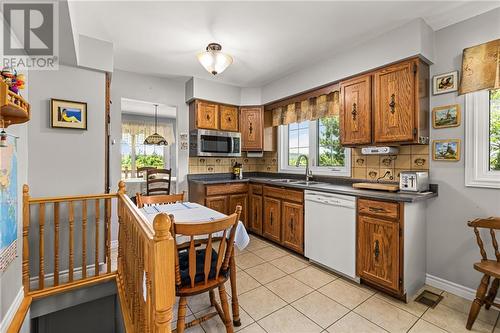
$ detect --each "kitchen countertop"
[188,173,438,203]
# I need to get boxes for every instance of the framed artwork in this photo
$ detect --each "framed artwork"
[433,71,459,95]
[51,99,87,130]
[432,104,461,128]
[432,139,461,161]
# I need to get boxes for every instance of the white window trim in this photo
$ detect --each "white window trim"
[465,90,500,188]
[278,120,351,177]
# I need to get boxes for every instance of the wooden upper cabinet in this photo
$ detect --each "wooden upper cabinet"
[340,75,372,145]
[374,59,417,143]
[282,201,304,254]
[195,100,219,130]
[240,106,264,151]
[357,214,400,292]
[219,105,239,132]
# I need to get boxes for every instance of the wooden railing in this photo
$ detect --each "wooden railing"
[20,182,175,332]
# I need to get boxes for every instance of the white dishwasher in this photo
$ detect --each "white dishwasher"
[304,190,358,281]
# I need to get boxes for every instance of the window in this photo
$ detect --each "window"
[465,89,500,188]
[121,132,165,178]
[279,116,351,176]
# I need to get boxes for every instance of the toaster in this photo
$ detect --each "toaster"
[399,171,429,192]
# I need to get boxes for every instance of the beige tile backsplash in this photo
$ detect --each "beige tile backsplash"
[188,145,429,183]
[352,145,430,182]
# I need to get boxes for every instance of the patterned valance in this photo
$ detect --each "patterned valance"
[122,120,176,144]
[271,90,340,126]
[459,38,500,95]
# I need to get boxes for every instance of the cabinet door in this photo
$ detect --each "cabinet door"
[229,194,248,227]
[357,215,400,292]
[249,194,263,235]
[282,201,304,254]
[220,105,239,132]
[263,197,281,243]
[196,101,219,130]
[205,196,228,215]
[374,60,416,143]
[340,75,372,145]
[240,107,263,151]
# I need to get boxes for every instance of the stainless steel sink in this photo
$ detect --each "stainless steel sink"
[295,181,322,185]
[270,178,301,183]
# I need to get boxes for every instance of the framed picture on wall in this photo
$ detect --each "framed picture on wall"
[432,104,461,128]
[432,71,459,95]
[50,99,87,130]
[432,139,461,161]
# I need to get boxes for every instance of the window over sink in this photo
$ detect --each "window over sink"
[465,89,500,188]
[279,116,351,177]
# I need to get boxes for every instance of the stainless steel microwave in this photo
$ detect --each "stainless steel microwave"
[189,129,241,157]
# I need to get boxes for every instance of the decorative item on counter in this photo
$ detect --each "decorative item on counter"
[232,162,242,180]
[0,67,26,94]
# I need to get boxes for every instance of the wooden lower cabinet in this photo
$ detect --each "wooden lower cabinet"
[282,201,304,254]
[249,194,263,235]
[229,193,248,227]
[205,195,228,215]
[357,199,402,293]
[263,197,281,243]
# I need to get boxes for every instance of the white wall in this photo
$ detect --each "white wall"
[28,65,105,197]
[261,18,435,104]
[426,8,500,290]
[185,77,242,105]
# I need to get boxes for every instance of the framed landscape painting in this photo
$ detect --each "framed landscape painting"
[51,99,87,130]
[432,139,461,161]
[432,104,461,128]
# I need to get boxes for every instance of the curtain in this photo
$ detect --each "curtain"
[271,90,340,126]
[122,119,176,144]
[459,38,500,95]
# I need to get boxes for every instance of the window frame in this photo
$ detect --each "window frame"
[465,90,500,188]
[278,119,351,177]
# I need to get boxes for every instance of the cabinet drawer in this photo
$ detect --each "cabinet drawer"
[206,183,248,196]
[250,184,263,195]
[263,186,303,203]
[358,198,399,220]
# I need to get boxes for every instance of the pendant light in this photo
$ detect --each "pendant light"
[144,104,168,146]
[197,43,233,75]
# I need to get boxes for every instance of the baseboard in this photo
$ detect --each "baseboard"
[426,273,500,303]
[29,263,103,290]
[0,287,24,333]
[111,240,118,250]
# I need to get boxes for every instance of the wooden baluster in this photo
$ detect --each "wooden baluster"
[152,213,175,333]
[82,200,88,279]
[22,185,30,294]
[95,199,100,276]
[69,201,74,282]
[105,198,111,273]
[54,202,60,286]
[38,203,45,290]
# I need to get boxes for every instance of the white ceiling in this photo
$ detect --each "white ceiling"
[121,98,176,118]
[69,1,500,87]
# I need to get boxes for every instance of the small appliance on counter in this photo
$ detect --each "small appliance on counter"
[232,162,243,179]
[399,171,429,192]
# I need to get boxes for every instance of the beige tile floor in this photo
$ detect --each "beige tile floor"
[127,235,500,333]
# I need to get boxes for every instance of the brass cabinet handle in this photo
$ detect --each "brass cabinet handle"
[206,113,210,120]
[290,216,294,232]
[351,103,357,120]
[270,211,273,225]
[389,94,396,114]
[374,240,380,260]
[369,207,386,213]
[249,122,253,135]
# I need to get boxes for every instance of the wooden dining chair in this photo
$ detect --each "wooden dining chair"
[136,191,185,208]
[466,217,500,330]
[136,166,155,178]
[146,168,172,195]
[172,206,242,333]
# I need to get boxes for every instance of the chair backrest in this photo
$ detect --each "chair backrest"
[468,217,500,262]
[136,192,185,208]
[137,166,156,178]
[172,206,242,289]
[146,168,172,195]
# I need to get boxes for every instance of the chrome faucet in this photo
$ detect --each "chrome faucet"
[296,155,313,182]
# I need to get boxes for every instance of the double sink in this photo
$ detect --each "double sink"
[269,178,323,186]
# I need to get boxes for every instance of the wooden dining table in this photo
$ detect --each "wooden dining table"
[140,201,250,327]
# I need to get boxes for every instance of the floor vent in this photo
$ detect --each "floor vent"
[415,290,443,308]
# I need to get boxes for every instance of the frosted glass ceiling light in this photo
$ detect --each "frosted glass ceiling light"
[197,43,233,75]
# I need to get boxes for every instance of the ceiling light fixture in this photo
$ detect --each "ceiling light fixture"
[197,43,233,75]
[144,104,168,146]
